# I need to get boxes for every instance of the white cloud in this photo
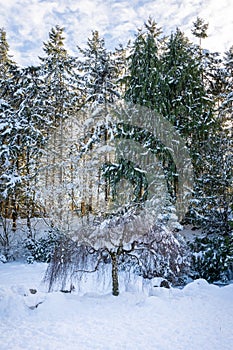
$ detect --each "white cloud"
[0,0,232,66]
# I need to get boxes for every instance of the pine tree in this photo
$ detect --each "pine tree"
[221,46,233,134]
[0,28,16,82]
[190,123,232,282]
[0,98,18,232]
[160,28,215,144]
[0,66,49,235]
[123,18,177,211]
[39,25,81,125]
[212,46,233,231]
[191,17,208,48]
[76,31,123,215]
[125,17,163,110]
[13,66,49,235]
[0,29,20,232]
[160,28,216,213]
[78,30,121,108]
[37,26,82,223]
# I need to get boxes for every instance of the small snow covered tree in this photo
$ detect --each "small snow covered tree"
[45,222,189,295]
[191,17,208,48]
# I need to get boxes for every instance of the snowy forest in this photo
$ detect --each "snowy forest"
[0,17,232,295]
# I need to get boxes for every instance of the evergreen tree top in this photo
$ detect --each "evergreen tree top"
[42,25,67,58]
[78,30,107,59]
[0,28,9,62]
[144,17,162,39]
[191,17,208,39]
[0,28,15,67]
[135,17,163,45]
[168,28,191,49]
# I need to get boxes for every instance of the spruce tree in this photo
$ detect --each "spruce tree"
[123,18,175,212]
[0,29,20,231]
[78,30,121,108]
[0,99,18,232]
[183,35,233,286]
[39,25,81,125]
[221,46,233,134]
[191,17,208,48]
[0,65,49,235]
[159,28,221,228]
[76,30,123,215]
[14,66,49,235]
[160,28,214,144]
[37,26,82,223]
[0,28,16,82]
[125,17,163,110]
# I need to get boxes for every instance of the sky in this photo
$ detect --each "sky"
[0,0,232,66]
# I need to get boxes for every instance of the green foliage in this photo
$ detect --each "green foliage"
[115,122,178,200]
[189,233,233,283]
[102,158,148,203]
[160,28,214,144]
[125,17,163,109]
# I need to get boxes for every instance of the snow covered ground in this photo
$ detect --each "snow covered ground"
[0,262,233,350]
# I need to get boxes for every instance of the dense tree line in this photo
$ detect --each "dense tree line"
[0,18,232,290]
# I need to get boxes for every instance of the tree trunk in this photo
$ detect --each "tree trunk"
[26,210,32,238]
[11,197,17,232]
[111,252,119,296]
